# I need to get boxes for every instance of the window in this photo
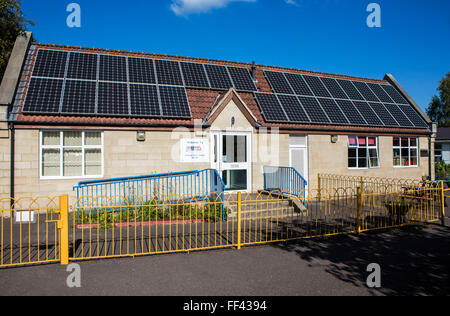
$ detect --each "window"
[348,136,379,169]
[40,131,103,178]
[435,143,442,163]
[393,137,418,167]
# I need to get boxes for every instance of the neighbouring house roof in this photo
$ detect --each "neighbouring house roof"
[7,40,431,135]
[436,127,450,141]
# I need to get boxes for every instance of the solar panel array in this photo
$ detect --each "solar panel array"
[257,70,428,128]
[23,49,257,118]
[23,48,427,129]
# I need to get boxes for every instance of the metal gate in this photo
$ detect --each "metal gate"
[0,196,68,268]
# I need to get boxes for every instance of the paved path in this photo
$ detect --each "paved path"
[0,219,448,296]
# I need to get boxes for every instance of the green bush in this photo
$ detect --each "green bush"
[76,199,230,227]
[385,198,413,220]
[435,161,450,180]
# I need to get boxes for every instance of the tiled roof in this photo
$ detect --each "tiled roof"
[12,42,430,135]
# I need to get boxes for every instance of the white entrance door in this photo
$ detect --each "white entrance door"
[211,131,252,191]
[289,135,308,193]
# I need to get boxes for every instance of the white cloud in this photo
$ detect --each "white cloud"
[170,0,256,16]
[285,0,298,5]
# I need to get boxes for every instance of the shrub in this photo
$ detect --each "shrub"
[385,198,413,222]
[435,161,450,180]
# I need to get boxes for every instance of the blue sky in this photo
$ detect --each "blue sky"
[21,0,450,111]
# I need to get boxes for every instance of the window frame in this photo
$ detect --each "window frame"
[435,143,442,163]
[348,136,380,170]
[393,137,419,168]
[39,130,104,180]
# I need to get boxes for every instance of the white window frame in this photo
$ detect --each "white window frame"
[40,130,104,180]
[393,137,419,168]
[348,136,380,170]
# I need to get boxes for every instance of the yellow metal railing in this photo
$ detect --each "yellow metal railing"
[0,178,447,268]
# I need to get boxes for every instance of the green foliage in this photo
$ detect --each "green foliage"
[426,72,450,127]
[0,0,34,80]
[385,198,413,218]
[435,161,450,180]
[76,199,230,228]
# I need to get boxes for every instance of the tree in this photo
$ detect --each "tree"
[0,0,33,81]
[426,72,450,127]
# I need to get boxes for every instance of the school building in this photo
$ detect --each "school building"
[0,32,437,199]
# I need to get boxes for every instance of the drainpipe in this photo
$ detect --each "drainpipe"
[430,123,437,181]
[9,122,15,207]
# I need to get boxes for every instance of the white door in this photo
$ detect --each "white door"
[290,147,308,180]
[289,135,308,194]
[211,131,252,191]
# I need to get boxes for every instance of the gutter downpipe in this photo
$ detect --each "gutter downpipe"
[430,123,437,181]
[9,121,15,207]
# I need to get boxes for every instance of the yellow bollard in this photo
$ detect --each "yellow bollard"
[59,195,69,265]
[356,187,362,234]
[237,192,242,250]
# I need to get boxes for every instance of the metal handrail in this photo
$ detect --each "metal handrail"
[263,166,308,204]
[73,169,226,219]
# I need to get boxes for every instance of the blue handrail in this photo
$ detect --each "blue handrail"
[263,166,308,205]
[73,169,227,220]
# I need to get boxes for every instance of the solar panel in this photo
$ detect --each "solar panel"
[180,62,210,88]
[23,78,64,113]
[129,84,160,117]
[66,52,97,80]
[155,59,184,86]
[277,94,310,123]
[254,93,288,122]
[61,80,96,114]
[366,83,394,103]
[352,101,384,126]
[205,64,234,90]
[97,82,129,115]
[264,71,294,94]
[320,77,348,99]
[128,57,156,84]
[302,75,331,98]
[398,104,429,128]
[284,73,313,96]
[99,55,127,82]
[383,103,414,127]
[297,96,330,123]
[368,102,399,127]
[159,86,191,118]
[32,50,68,78]
[335,99,367,125]
[352,81,379,102]
[317,98,349,124]
[227,67,257,91]
[336,79,364,100]
[380,85,408,104]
